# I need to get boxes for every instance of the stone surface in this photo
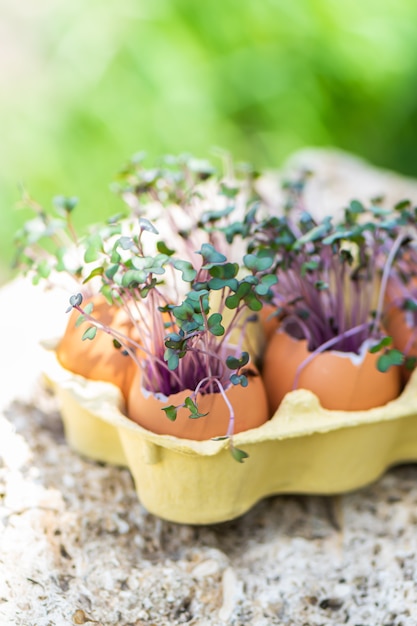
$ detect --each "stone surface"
[2,150,417,626]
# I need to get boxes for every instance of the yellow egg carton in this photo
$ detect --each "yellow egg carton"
[43,350,417,525]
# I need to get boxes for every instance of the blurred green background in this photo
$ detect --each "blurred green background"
[2,0,417,283]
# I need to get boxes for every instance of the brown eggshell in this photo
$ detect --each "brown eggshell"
[56,295,137,401]
[127,365,269,441]
[262,331,401,413]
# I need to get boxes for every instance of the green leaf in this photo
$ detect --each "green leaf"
[100,284,113,304]
[244,292,262,311]
[242,275,258,285]
[376,355,391,372]
[188,288,209,302]
[193,280,209,292]
[37,259,51,279]
[164,332,185,349]
[121,269,146,287]
[220,183,239,199]
[226,352,249,370]
[82,326,97,341]
[403,299,417,312]
[208,262,239,279]
[131,255,167,274]
[349,199,365,214]
[184,397,198,413]
[184,396,199,414]
[188,411,209,419]
[139,217,159,234]
[254,283,271,296]
[301,260,320,276]
[83,266,104,284]
[208,313,225,336]
[387,349,404,366]
[107,212,126,225]
[172,259,197,282]
[157,241,175,256]
[69,293,83,307]
[223,222,245,244]
[225,294,239,309]
[209,324,224,337]
[394,199,411,212]
[369,336,393,353]
[172,302,195,322]
[208,277,239,291]
[230,446,249,463]
[322,231,353,245]
[295,217,332,246]
[225,281,252,309]
[111,246,121,264]
[230,373,248,387]
[260,274,278,287]
[84,246,99,263]
[105,264,119,281]
[118,236,133,250]
[199,205,234,223]
[74,314,86,328]
[405,356,417,371]
[162,405,177,421]
[84,234,103,263]
[166,353,179,371]
[243,253,273,272]
[377,349,404,372]
[184,396,208,419]
[53,195,78,214]
[198,243,227,267]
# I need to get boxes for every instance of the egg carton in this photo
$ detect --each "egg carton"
[43,351,417,524]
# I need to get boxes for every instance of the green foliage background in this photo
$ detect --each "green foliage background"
[3,0,417,282]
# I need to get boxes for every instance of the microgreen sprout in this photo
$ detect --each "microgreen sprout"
[15,153,276,461]
[244,192,417,376]
[64,230,272,460]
